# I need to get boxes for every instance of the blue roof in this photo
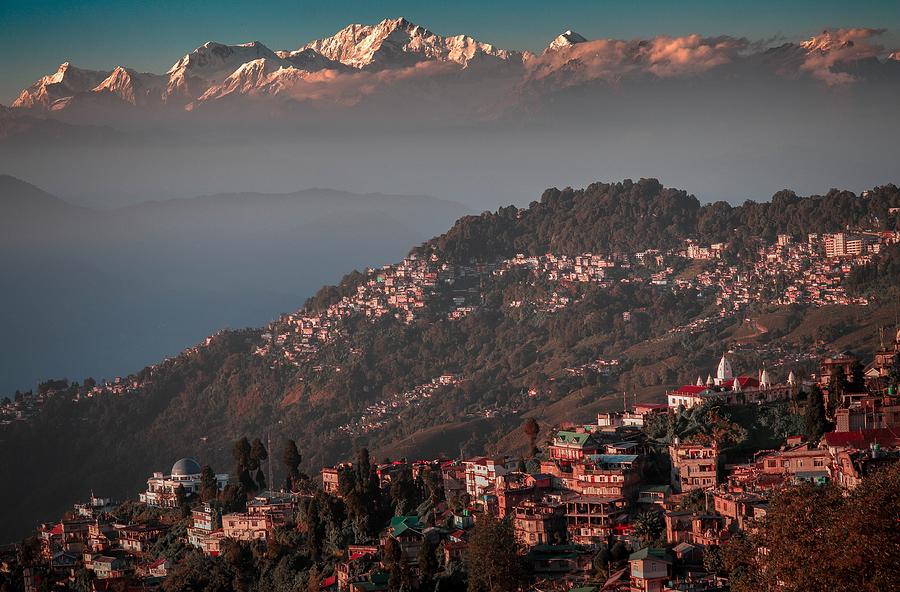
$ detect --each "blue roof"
[597,454,639,463]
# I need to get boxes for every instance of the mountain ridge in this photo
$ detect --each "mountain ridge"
[8,20,900,122]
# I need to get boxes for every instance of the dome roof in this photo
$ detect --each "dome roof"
[171,457,201,476]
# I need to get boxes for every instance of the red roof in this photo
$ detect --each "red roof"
[824,428,900,449]
[733,376,760,389]
[674,385,707,395]
[320,576,336,589]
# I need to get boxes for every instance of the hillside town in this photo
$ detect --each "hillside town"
[4,228,894,433]
[6,332,899,592]
[254,230,897,370]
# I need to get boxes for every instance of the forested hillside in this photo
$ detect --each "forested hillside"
[423,179,900,263]
[2,178,899,541]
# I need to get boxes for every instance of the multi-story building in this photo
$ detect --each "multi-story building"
[379,516,426,563]
[571,454,642,499]
[669,440,718,493]
[512,500,567,547]
[711,491,766,531]
[819,354,858,386]
[494,472,553,518]
[832,445,900,490]
[754,440,830,482]
[441,462,468,501]
[463,456,515,499]
[563,495,628,546]
[119,524,164,555]
[664,512,727,547]
[548,431,604,463]
[247,492,295,525]
[187,502,224,555]
[321,465,343,496]
[835,396,900,432]
[222,513,271,542]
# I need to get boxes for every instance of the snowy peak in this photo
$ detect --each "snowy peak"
[800,30,855,54]
[275,48,348,72]
[167,41,280,77]
[545,30,587,53]
[12,62,111,110]
[93,66,167,106]
[165,41,284,100]
[302,16,522,69]
[197,58,288,101]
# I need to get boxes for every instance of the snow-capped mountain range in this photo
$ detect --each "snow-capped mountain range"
[6,18,900,118]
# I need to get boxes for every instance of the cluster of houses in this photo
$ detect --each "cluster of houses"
[12,341,900,592]
[679,231,899,313]
[248,228,897,376]
[336,374,462,436]
[254,253,488,367]
[500,253,621,285]
[0,377,148,426]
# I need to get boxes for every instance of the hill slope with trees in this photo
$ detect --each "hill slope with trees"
[2,178,899,541]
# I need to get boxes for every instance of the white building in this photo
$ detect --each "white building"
[140,458,229,508]
[463,456,516,499]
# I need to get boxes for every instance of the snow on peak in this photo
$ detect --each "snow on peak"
[93,66,168,106]
[197,58,290,101]
[275,48,348,72]
[301,16,523,69]
[165,40,285,101]
[167,40,280,77]
[11,63,111,110]
[800,30,851,53]
[545,30,588,53]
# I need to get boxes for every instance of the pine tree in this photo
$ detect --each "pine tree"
[465,513,528,592]
[804,386,829,442]
[384,537,402,592]
[849,359,865,390]
[417,539,439,591]
[282,439,302,490]
[199,465,219,502]
[232,437,251,473]
[174,484,187,508]
[249,438,267,473]
[523,417,540,458]
[827,366,848,413]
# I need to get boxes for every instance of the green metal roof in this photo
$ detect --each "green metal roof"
[555,430,595,446]
[389,515,422,537]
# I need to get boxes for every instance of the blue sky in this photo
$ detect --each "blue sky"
[1,0,898,103]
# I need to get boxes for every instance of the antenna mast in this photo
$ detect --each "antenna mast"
[267,431,274,494]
